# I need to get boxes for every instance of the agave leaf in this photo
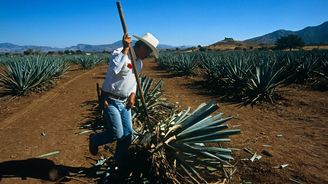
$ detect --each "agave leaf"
[173,150,208,183]
[176,129,240,143]
[177,124,229,140]
[190,144,232,153]
[0,56,69,96]
[178,152,224,170]
[36,151,60,158]
[167,101,219,137]
[180,163,200,184]
[179,115,232,137]
[169,143,231,165]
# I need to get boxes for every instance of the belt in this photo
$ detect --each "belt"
[101,90,127,101]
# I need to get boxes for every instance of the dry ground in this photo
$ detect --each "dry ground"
[0,60,327,183]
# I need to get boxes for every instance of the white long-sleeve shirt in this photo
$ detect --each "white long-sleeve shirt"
[102,47,143,98]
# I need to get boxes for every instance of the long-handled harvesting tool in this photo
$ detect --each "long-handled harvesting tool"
[116,1,153,132]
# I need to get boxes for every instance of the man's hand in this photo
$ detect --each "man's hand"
[127,92,136,108]
[122,34,132,55]
[104,99,109,108]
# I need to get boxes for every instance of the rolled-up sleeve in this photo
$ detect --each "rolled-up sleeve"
[110,52,129,74]
[130,84,137,95]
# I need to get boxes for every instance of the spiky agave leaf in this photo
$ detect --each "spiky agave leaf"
[132,76,174,133]
[243,60,288,105]
[75,55,104,69]
[151,101,240,183]
[200,52,223,85]
[220,56,253,99]
[173,54,198,76]
[312,57,328,90]
[0,55,68,96]
[157,52,176,70]
[158,53,198,76]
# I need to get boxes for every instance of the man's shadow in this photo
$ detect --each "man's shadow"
[0,158,96,182]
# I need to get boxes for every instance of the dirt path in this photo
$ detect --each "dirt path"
[0,60,327,183]
[0,65,108,183]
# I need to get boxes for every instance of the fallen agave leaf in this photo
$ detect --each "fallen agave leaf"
[273,164,289,169]
[255,155,262,160]
[250,153,257,162]
[36,151,60,158]
[78,130,92,135]
[289,177,303,184]
[280,164,289,169]
[243,147,254,155]
[250,153,262,162]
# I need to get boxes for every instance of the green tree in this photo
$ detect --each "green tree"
[275,35,305,50]
[23,49,33,55]
[64,50,70,54]
[76,50,83,54]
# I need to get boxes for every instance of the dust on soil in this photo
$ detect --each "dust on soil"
[0,60,327,183]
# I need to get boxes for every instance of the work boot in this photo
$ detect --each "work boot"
[108,160,129,183]
[89,134,98,155]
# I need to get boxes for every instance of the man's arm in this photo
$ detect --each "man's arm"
[111,34,132,74]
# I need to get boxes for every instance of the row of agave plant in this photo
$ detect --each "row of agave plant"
[0,54,106,96]
[158,53,199,76]
[158,50,328,105]
[83,76,240,183]
[0,56,69,96]
[65,54,106,69]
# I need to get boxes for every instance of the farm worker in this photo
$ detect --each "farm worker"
[89,33,159,167]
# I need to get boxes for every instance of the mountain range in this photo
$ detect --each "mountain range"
[1,21,327,53]
[0,41,178,53]
[245,21,328,44]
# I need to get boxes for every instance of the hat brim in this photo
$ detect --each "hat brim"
[133,35,159,59]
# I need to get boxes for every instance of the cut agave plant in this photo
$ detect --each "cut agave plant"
[84,74,240,183]
[152,101,240,183]
[94,100,240,183]
[112,101,240,183]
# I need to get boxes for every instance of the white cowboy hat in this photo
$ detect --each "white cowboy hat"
[133,33,159,58]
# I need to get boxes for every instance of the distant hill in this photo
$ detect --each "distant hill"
[208,37,263,51]
[0,43,62,53]
[0,41,180,53]
[65,41,132,52]
[245,21,328,44]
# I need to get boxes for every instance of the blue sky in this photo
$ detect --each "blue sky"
[0,0,327,47]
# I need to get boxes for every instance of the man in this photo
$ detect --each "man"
[89,33,159,166]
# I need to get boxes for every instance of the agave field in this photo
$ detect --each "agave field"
[158,50,328,105]
[0,54,106,96]
[1,50,327,183]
